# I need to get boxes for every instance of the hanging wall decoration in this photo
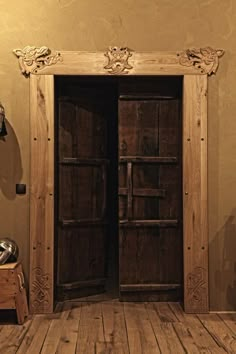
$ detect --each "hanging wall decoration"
[0,102,7,137]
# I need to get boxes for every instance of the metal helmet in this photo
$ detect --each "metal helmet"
[0,238,19,265]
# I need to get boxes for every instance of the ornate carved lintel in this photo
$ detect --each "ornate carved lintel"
[31,267,51,311]
[186,267,208,310]
[178,47,224,75]
[13,46,62,77]
[104,46,133,75]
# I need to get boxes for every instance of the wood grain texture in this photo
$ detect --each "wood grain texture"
[183,75,208,313]
[119,82,183,302]
[29,73,209,312]
[40,319,65,354]
[29,75,54,314]
[124,302,160,354]
[145,303,185,354]
[56,319,79,354]
[0,321,31,354]
[16,317,51,353]
[76,302,104,353]
[198,313,236,353]
[170,303,225,353]
[102,301,129,353]
[55,79,117,301]
[16,49,223,76]
[0,297,15,309]
[0,262,19,270]
[2,301,236,354]
[0,263,28,324]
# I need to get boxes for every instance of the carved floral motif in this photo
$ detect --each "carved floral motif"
[187,267,208,309]
[104,47,133,74]
[31,267,50,311]
[179,47,224,75]
[13,46,62,76]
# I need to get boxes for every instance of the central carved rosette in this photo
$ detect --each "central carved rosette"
[104,46,133,74]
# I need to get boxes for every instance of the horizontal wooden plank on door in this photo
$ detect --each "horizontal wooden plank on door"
[119,220,178,227]
[120,284,181,291]
[57,278,106,290]
[119,187,166,198]
[59,157,109,165]
[119,156,177,163]
[59,219,108,227]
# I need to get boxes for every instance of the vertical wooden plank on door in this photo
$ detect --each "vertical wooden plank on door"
[30,75,54,313]
[183,75,208,313]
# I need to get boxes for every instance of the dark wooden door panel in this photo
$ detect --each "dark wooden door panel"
[118,82,183,301]
[159,165,181,219]
[58,98,107,159]
[59,164,106,220]
[119,100,160,156]
[119,228,182,283]
[119,228,160,284]
[58,226,106,282]
[56,79,116,300]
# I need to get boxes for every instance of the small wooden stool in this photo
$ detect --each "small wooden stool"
[0,262,29,324]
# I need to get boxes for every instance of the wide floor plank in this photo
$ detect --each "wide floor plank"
[102,301,130,353]
[17,318,51,354]
[0,321,30,354]
[56,319,79,354]
[124,302,160,354]
[41,319,65,354]
[170,303,226,353]
[68,302,82,320]
[219,313,236,335]
[153,302,179,323]
[146,302,185,354]
[17,317,49,354]
[198,313,236,353]
[95,341,128,354]
[76,302,104,354]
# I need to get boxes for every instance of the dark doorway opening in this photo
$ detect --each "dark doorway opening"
[54,76,183,303]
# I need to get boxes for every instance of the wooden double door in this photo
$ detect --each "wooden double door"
[55,76,183,302]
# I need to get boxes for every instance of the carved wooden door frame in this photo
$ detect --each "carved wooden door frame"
[13,46,224,314]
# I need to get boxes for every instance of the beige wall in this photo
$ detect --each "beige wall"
[0,0,235,310]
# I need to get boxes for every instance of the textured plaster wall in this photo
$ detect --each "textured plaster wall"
[0,0,235,310]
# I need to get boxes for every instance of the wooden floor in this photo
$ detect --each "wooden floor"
[1,300,236,353]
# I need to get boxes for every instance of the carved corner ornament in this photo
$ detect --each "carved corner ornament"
[186,267,208,310]
[104,46,133,74]
[13,46,62,77]
[178,47,224,75]
[31,267,51,311]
